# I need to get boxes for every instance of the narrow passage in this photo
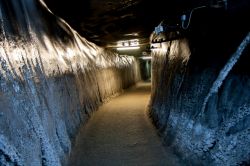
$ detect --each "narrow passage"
[68,82,181,166]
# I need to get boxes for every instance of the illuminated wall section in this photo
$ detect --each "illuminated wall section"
[0,0,140,165]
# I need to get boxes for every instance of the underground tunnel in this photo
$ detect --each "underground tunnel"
[0,0,250,165]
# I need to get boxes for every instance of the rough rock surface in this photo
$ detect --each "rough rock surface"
[149,10,250,165]
[0,0,140,165]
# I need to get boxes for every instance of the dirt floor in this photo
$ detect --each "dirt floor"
[67,82,182,166]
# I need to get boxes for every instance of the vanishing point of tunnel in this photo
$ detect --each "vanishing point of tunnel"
[0,0,250,166]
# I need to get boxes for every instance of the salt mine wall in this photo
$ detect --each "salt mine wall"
[0,0,140,165]
[149,8,250,166]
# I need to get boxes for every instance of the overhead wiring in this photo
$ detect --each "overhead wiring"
[181,6,207,29]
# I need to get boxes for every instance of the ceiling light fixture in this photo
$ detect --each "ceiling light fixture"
[116,46,140,50]
[139,56,152,60]
[124,33,139,37]
[116,39,140,51]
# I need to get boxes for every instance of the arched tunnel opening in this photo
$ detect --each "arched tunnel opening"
[0,0,250,166]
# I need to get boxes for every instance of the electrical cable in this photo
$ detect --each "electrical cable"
[181,6,207,29]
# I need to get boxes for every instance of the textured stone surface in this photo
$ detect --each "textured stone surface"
[149,32,250,165]
[0,0,140,165]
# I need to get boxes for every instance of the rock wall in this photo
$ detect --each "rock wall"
[149,8,250,166]
[0,0,140,165]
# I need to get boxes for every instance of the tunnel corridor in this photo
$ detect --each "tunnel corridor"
[68,82,181,166]
[0,0,250,166]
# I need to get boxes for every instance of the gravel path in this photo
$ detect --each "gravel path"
[67,82,182,166]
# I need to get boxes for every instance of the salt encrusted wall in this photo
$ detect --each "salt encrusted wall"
[149,9,250,165]
[0,0,140,165]
[150,34,250,166]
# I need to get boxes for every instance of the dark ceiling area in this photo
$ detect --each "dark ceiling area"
[44,0,249,47]
[43,0,205,47]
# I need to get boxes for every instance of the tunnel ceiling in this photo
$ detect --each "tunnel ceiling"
[43,0,203,47]
[44,0,249,47]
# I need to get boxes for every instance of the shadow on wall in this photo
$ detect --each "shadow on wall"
[0,0,141,165]
[149,8,250,166]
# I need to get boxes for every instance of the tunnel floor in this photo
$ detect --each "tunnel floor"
[67,82,181,166]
